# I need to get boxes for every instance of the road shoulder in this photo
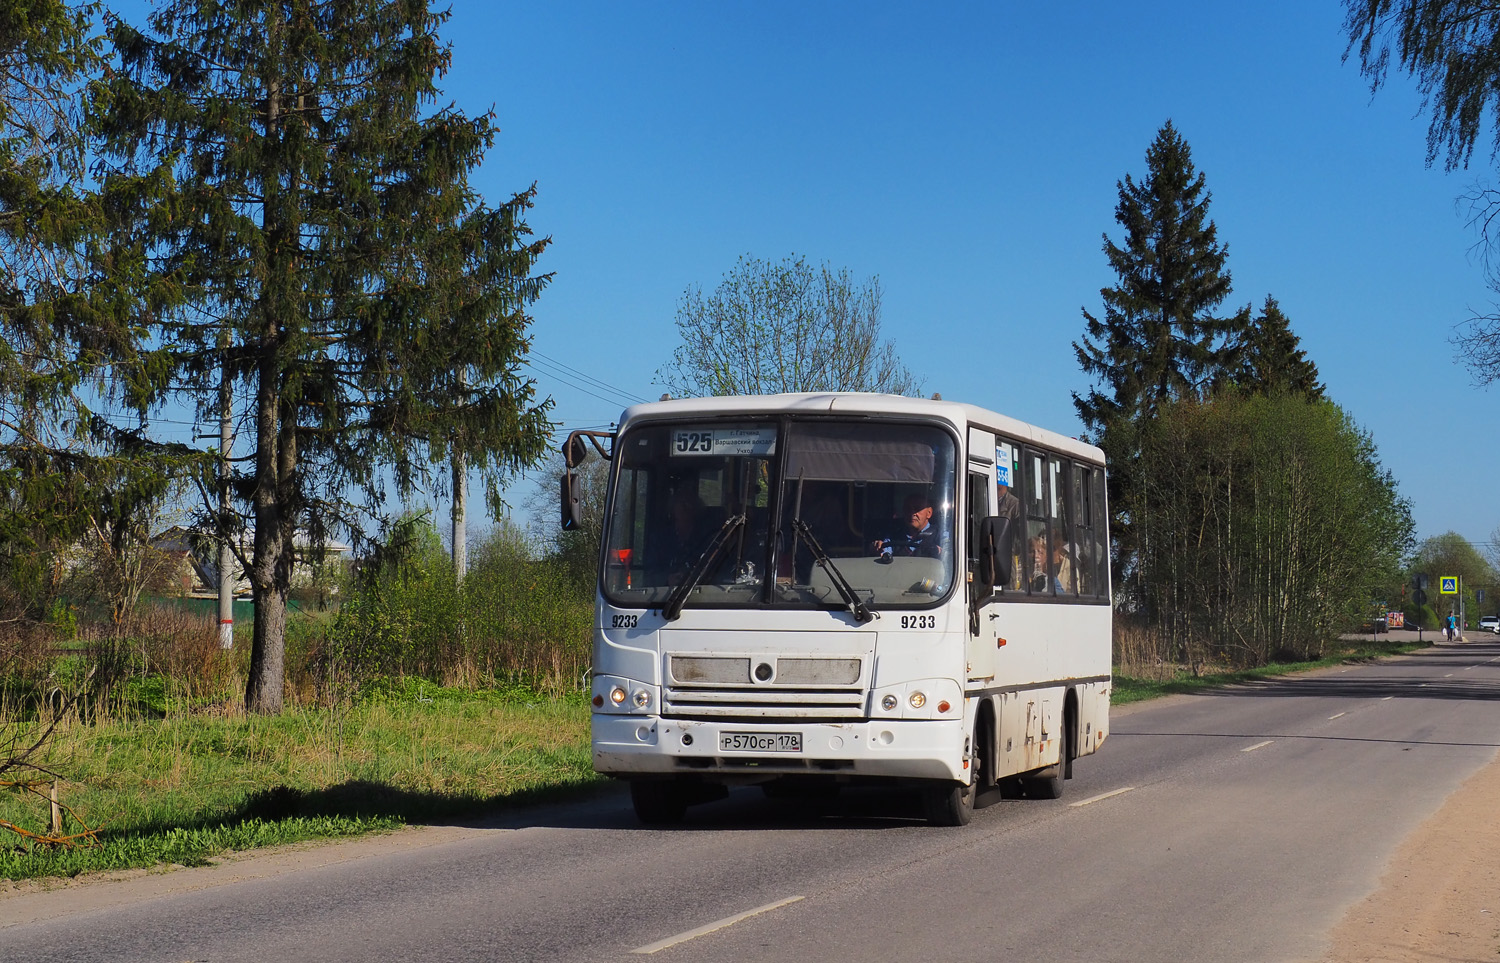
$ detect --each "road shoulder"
[0,824,496,928]
[1317,743,1500,962]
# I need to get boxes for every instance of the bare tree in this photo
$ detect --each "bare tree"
[525,449,609,589]
[1344,2,1500,383]
[657,255,922,398]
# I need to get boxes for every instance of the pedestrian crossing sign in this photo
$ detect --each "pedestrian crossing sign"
[1439,576,1458,595]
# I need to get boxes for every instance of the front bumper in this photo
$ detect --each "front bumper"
[592,714,968,782]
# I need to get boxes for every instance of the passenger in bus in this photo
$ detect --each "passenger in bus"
[873,493,944,560]
[1027,534,1049,593]
[996,480,1021,524]
[1050,528,1075,594]
[1027,532,1073,594]
[996,480,1022,590]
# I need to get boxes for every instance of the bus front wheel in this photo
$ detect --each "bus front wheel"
[923,744,980,826]
[630,780,688,825]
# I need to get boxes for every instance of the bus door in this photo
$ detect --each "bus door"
[966,429,1000,682]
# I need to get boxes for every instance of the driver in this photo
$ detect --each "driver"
[872,493,944,559]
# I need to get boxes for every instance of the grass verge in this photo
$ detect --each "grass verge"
[1,638,1437,883]
[1,681,603,882]
[1112,637,1429,705]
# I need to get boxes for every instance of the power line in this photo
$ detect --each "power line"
[525,350,648,410]
[532,349,648,404]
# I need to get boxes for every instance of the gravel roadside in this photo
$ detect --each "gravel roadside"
[1316,741,1500,962]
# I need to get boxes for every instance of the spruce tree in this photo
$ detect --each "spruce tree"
[93,0,553,712]
[1074,120,1248,433]
[1236,296,1325,399]
[1072,121,1249,599]
[1,1,193,618]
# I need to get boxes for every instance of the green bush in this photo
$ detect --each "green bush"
[309,516,591,699]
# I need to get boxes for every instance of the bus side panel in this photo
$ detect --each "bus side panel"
[989,600,1110,777]
[1075,679,1110,756]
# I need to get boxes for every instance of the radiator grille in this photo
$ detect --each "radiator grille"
[664,655,866,720]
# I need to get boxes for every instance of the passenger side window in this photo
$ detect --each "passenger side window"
[995,441,1023,592]
[1050,456,1078,597]
[1024,449,1050,595]
[1091,467,1110,597]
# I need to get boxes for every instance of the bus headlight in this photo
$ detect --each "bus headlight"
[871,679,961,718]
[632,688,651,709]
[610,686,627,706]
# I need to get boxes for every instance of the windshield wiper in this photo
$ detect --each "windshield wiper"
[792,517,874,624]
[662,514,746,622]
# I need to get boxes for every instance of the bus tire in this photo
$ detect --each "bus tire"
[923,777,975,826]
[924,741,979,826]
[630,780,688,825]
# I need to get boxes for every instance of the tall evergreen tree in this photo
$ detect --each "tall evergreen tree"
[1,1,192,619]
[1074,120,1249,433]
[1072,121,1250,600]
[1,0,99,596]
[94,0,554,713]
[1235,295,1324,399]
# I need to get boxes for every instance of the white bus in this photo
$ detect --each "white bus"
[561,392,1112,825]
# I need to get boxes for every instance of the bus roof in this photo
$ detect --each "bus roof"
[614,392,1104,465]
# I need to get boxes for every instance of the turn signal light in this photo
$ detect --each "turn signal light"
[937,700,951,713]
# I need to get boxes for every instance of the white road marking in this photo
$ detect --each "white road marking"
[1445,673,1454,678]
[1382,696,1394,701]
[1329,712,1346,720]
[630,896,805,954]
[1069,787,1135,807]
[1241,740,1274,752]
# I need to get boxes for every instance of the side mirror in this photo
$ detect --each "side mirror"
[560,473,583,531]
[564,434,590,469]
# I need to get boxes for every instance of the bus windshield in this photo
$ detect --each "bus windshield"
[601,419,957,611]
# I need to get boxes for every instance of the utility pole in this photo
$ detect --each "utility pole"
[1460,575,1467,641]
[218,344,234,649]
[452,448,467,584]
[451,369,467,585]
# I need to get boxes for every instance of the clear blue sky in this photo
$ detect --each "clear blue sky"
[110,1,1500,553]
[441,1,1496,552]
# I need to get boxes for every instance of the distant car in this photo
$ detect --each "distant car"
[1481,615,1500,634]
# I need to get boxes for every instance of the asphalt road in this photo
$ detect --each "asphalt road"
[5,639,1500,963]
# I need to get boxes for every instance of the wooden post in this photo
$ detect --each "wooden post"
[50,781,61,835]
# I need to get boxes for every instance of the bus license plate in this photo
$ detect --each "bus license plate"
[719,731,802,752]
